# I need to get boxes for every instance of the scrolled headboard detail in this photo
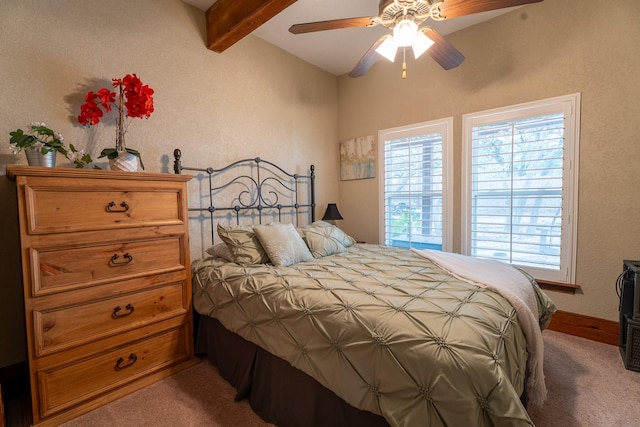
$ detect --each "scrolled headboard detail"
[173,149,316,246]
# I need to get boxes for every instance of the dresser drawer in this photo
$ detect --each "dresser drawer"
[32,237,185,295]
[34,282,187,357]
[23,179,186,235]
[37,324,190,418]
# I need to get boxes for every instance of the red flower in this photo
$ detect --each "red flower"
[121,73,142,92]
[124,84,155,119]
[78,74,154,126]
[84,91,97,102]
[78,101,104,126]
[96,88,116,112]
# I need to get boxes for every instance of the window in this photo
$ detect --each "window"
[462,94,580,283]
[379,119,453,252]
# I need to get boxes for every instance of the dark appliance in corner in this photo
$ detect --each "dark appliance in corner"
[617,260,640,371]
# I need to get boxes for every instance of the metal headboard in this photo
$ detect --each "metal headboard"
[173,149,316,245]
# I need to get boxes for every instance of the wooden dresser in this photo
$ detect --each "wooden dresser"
[6,166,197,426]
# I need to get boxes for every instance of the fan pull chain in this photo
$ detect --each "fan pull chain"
[402,47,407,79]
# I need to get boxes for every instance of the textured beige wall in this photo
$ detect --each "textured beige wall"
[337,0,640,321]
[0,0,338,366]
[2,0,637,368]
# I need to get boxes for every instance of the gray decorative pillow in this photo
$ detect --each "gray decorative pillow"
[253,222,313,267]
[302,223,347,258]
[205,243,236,263]
[217,224,269,265]
[305,221,357,248]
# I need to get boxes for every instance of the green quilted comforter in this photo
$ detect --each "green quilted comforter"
[192,244,556,427]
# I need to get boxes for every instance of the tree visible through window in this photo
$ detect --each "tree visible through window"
[462,94,580,283]
[379,120,452,252]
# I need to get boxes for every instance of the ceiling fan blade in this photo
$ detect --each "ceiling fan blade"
[422,28,465,70]
[437,0,543,19]
[348,34,391,78]
[289,17,378,34]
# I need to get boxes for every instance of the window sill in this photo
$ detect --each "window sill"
[535,279,581,294]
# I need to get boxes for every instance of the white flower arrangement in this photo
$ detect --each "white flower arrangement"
[9,122,93,168]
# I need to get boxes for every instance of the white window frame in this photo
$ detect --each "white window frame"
[378,118,454,252]
[461,93,580,283]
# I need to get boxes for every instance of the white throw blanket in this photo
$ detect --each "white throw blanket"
[413,249,547,406]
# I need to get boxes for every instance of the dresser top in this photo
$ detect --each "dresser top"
[6,165,192,182]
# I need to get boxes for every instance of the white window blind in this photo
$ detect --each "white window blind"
[379,120,452,251]
[462,94,580,283]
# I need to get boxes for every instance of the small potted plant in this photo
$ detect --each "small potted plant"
[78,73,154,171]
[9,122,93,168]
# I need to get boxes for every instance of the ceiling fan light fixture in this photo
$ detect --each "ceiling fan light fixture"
[375,35,398,62]
[412,30,434,59]
[393,19,418,47]
[290,0,539,77]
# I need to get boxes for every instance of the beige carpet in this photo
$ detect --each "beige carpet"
[60,359,274,427]
[528,330,640,427]
[62,330,640,427]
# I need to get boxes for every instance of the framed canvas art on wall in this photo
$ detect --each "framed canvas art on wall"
[340,135,376,181]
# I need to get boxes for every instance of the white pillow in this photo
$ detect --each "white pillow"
[253,222,313,267]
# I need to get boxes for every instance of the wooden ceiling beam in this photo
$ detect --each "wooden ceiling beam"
[206,0,297,53]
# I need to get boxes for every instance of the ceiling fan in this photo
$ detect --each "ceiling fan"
[289,0,543,78]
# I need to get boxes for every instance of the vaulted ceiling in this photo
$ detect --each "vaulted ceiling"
[183,0,528,76]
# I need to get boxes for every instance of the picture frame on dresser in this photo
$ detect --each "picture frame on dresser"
[5,165,197,427]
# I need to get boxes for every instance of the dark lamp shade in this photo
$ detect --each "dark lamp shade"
[322,203,343,221]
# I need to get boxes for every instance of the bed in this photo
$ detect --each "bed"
[174,150,556,427]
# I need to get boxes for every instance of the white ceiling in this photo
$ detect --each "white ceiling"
[183,0,522,76]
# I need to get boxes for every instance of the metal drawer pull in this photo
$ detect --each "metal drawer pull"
[110,253,133,266]
[112,303,135,319]
[106,201,130,213]
[114,353,137,371]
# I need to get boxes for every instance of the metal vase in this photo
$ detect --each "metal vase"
[25,147,56,167]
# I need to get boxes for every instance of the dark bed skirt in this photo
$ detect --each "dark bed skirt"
[196,314,390,427]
